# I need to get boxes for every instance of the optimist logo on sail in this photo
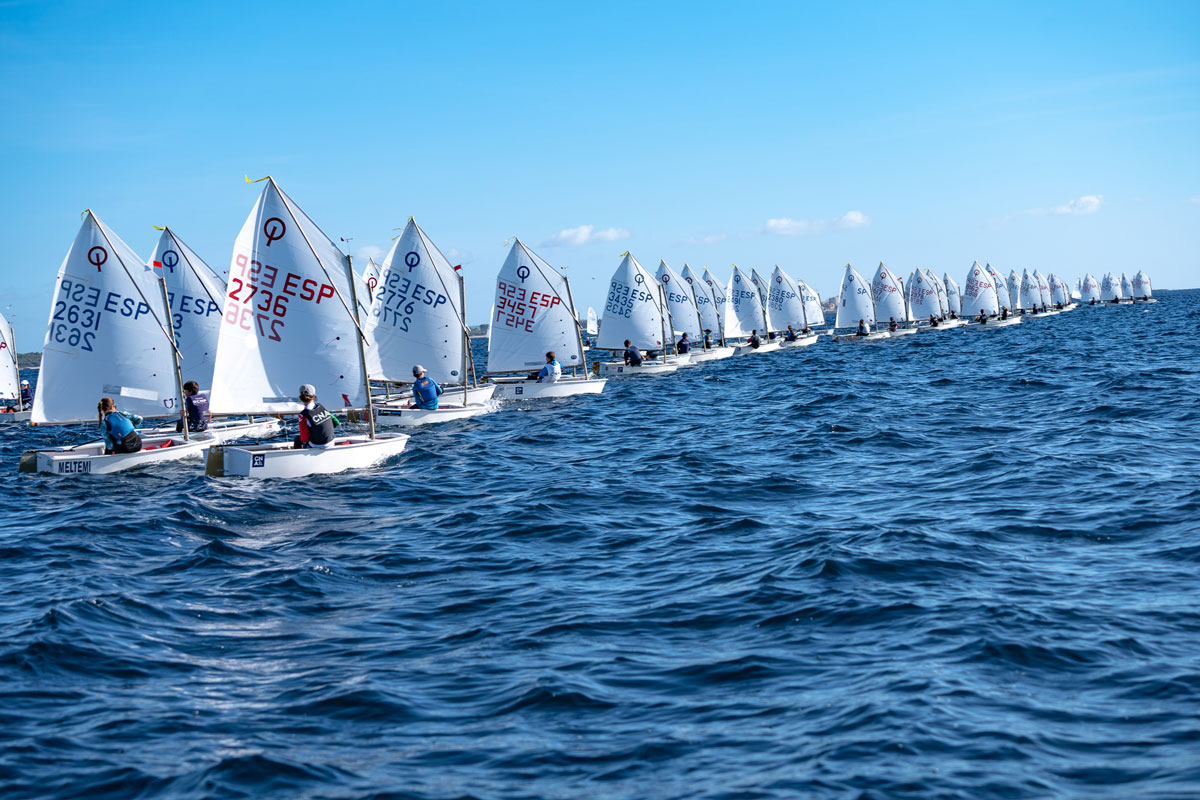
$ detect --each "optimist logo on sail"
[262,218,286,246]
[87,247,107,271]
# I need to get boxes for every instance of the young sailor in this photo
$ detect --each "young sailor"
[977,310,987,324]
[784,325,798,342]
[623,340,643,366]
[536,351,562,384]
[410,365,444,410]
[293,384,338,449]
[887,317,898,333]
[702,329,713,349]
[175,380,210,433]
[856,319,870,337]
[677,333,691,354]
[748,330,761,348]
[98,397,143,455]
[19,379,33,410]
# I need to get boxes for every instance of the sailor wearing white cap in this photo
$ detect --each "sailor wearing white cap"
[410,365,443,410]
[293,383,338,449]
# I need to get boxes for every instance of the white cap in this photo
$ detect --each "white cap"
[20,380,28,386]
[412,365,425,377]
[298,384,316,397]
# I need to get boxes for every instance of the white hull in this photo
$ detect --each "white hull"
[938,318,967,329]
[779,335,820,347]
[206,433,410,478]
[733,340,782,355]
[143,418,283,443]
[1,410,31,423]
[883,327,919,337]
[834,331,891,342]
[968,316,1023,329]
[1134,298,1158,304]
[375,403,493,427]
[24,434,205,475]
[597,360,680,376]
[489,376,607,399]
[671,352,693,365]
[374,383,496,408]
[687,346,736,362]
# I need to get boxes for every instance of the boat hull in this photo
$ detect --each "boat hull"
[206,433,410,478]
[883,327,918,337]
[374,403,492,427]
[489,376,607,399]
[687,346,736,362]
[24,435,205,475]
[597,360,680,376]
[143,418,283,443]
[834,332,891,342]
[779,335,820,347]
[0,410,31,424]
[733,341,782,355]
[374,383,496,408]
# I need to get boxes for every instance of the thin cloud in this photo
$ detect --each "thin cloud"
[682,233,728,245]
[541,224,630,247]
[765,210,870,235]
[355,244,385,263]
[1053,194,1103,214]
[1186,195,1200,205]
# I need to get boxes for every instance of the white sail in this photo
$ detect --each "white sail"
[961,261,999,317]
[33,211,180,424]
[907,269,942,321]
[1007,271,1021,310]
[1033,270,1052,307]
[943,274,963,315]
[983,264,1009,310]
[363,218,471,385]
[702,267,730,339]
[1120,273,1134,299]
[926,269,949,316]
[729,266,767,337]
[1073,278,1083,300]
[1018,269,1041,310]
[149,228,225,390]
[361,257,382,301]
[656,260,702,339]
[768,265,807,330]
[871,262,907,324]
[586,306,599,334]
[749,269,774,332]
[1100,272,1123,301]
[486,239,583,374]
[1049,274,1070,306]
[1080,273,1102,302]
[210,179,365,415]
[835,264,876,330]
[797,278,826,328]
[1131,270,1153,299]
[682,264,721,337]
[0,313,18,401]
[596,253,668,351]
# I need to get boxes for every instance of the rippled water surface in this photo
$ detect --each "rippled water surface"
[2,293,1199,799]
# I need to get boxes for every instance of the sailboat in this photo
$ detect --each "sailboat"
[0,313,30,422]
[1048,274,1074,310]
[1119,273,1136,303]
[204,178,409,477]
[681,264,734,361]
[585,306,599,345]
[1131,270,1156,302]
[871,262,915,336]
[925,269,965,328]
[1032,269,1057,314]
[769,265,820,346]
[749,268,780,346]
[484,238,606,399]
[796,277,827,334]
[595,253,680,376]
[22,211,205,475]
[1017,269,1043,313]
[1006,270,1021,313]
[727,266,779,353]
[656,259,703,365]
[1072,278,1083,301]
[908,269,953,330]
[943,273,963,317]
[365,219,494,424]
[141,227,282,442]
[833,264,889,342]
[1100,272,1124,304]
[702,267,733,348]
[984,263,1012,314]
[1080,273,1103,305]
[961,261,1020,328]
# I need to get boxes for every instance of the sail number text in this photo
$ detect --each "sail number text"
[371,271,449,332]
[224,254,336,342]
[495,279,559,332]
[50,277,153,353]
[605,281,654,319]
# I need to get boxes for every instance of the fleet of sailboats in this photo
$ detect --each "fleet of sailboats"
[8,186,1162,478]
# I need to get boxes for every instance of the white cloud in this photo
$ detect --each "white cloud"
[1053,194,1103,214]
[765,210,871,235]
[540,224,630,247]
[1186,195,1200,205]
[355,244,385,263]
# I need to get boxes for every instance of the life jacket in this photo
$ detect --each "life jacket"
[677,339,690,353]
[537,361,562,383]
[412,377,442,410]
[299,402,335,445]
[186,392,210,431]
[104,411,141,450]
[625,346,643,366]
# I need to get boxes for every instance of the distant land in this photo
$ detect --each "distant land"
[17,352,40,369]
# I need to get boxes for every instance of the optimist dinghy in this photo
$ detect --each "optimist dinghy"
[1131,270,1156,302]
[769,265,819,346]
[364,218,493,426]
[484,238,605,400]
[21,211,206,474]
[680,265,735,361]
[0,313,31,422]
[1080,273,1102,305]
[595,253,682,376]
[204,178,408,477]
[833,264,890,342]
[726,266,780,353]
[960,261,1021,328]
[871,262,916,337]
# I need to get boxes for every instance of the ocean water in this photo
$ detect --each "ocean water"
[1,293,1198,800]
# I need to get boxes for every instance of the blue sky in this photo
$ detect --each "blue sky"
[2,0,1197,332]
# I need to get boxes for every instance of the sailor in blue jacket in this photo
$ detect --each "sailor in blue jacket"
[175,380,210,432]
[97,397,143,454]
[410,365,443,410]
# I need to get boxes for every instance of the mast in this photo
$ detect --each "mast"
[658,282,670,359]
[458,269,470,405]
[345,255,376,439]
[156,275,188,440]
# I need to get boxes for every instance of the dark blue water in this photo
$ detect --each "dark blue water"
[2,293,1198,799]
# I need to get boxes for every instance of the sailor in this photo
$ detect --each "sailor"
[888,317,898,333]
[856,319,870,337]
[748,330,761,348]
[784,325,798,342]
[702,329,713,349]
[19,379,33,410]
[1055,301,1063,310]
[977,310,987,324]
[97,397,143,455]
[949,310,958,319]
[175,380,210,433]
[293,384,338,448]
[410,366,444,410]
[1089,298,1097,306]
[623,340,643,367]
[1000,307,1008,320]
[677,333,691,354]
[536,351,562,383]
[928,315,939,328]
